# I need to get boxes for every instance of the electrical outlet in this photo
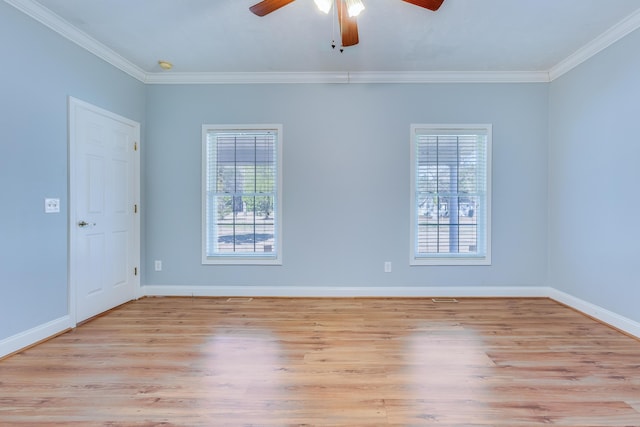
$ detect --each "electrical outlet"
[44,198,60,213]
[154,260,162,271]
[384,261,392,273]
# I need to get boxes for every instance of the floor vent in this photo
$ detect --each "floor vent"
[226,297,254,303]
[432,298,458,303]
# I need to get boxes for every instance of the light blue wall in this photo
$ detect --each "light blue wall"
[548,29,640,323]
[144,83,548,289]
[0,1,145,340]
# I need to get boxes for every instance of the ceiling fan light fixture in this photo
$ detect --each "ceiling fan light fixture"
[314,0,332,14]
[345,0,364,17]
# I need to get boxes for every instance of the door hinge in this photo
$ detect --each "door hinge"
[134,267,138,276]
[134,141,138,151]
[134,204,138,213]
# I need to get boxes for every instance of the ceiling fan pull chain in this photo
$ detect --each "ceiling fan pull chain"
[331,0,337,49]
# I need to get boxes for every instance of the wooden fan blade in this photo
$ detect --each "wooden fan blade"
[401,0,444,12]
[337,0,359,47]
[249,0,295,16]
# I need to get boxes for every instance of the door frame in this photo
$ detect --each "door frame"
[68,96,141,325]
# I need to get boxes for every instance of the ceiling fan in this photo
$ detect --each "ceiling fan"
[249,0,444,48]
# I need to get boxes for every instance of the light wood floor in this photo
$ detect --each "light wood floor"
[1,297,640,426]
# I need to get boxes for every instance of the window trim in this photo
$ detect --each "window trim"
[201,124,283,265]
[410,124,492,266]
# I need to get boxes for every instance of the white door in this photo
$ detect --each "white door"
[69,98,140,323]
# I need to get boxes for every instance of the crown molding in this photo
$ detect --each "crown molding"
[347,71,550,84]
[144,70,550,84]
[143,71,351,85]
[549,8,640,81]
[5,0,146,82]
[6,0,640,85]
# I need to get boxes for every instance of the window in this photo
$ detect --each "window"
[410,124,491,265]
[202,125,282,265]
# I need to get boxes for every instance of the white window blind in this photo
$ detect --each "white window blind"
[202,125,282,265]
[411,124,491,265]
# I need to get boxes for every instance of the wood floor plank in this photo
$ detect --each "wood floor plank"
[1,297,640,426]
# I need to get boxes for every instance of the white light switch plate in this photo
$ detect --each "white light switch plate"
[45,198,60,213]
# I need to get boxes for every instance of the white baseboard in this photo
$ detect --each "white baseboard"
[548,288,640,339]
[141,284,549,298]
[0,315,73,359]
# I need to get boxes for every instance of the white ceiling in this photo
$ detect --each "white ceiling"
[9,0,640,82]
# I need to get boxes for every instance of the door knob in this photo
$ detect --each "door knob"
[78,220,95,228]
